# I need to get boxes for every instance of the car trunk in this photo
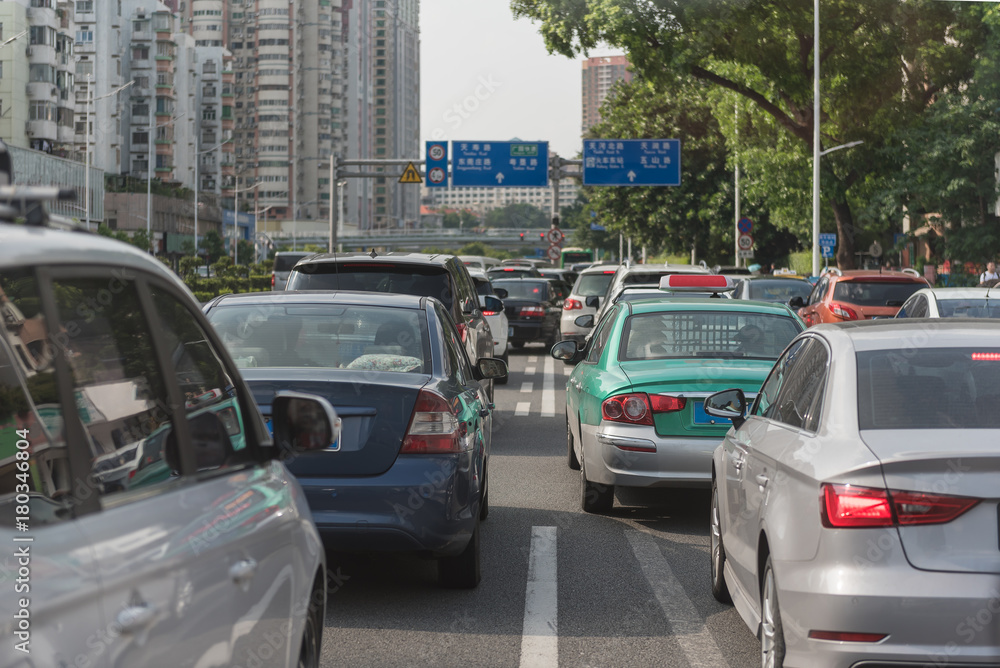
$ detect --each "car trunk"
[503,298,546,323]
[861,430,1000,574]
[620,359,772,438]
[243,369,427,477]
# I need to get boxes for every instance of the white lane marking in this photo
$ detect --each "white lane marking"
[625,531,729,668]
[520,526,558,668]
[520,382,534,393]
[541,356,555,417]
[525,366,537,376]
[528,356,538,363]
[563,366,572,376]
[515,402,531,416]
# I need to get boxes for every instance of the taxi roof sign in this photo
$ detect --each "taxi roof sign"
[659,274,736,292]
[398,162,422,184]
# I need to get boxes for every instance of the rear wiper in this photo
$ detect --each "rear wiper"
[885,300,904,307]
[694,351,741,359]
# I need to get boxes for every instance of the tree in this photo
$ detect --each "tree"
[484,202,549,229]
[201,230,225,263]
[512,0,989,268]
[236,239,254,265]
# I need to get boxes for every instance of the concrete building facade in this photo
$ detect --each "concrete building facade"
[581,55,631,135]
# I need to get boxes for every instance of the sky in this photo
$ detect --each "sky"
[419,1,617,159]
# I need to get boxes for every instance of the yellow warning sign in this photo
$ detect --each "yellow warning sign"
[398,162,422,184]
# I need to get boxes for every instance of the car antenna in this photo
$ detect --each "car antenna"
[369,248,378,258]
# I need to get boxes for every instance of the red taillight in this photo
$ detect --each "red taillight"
[972,352,1000,361]
[829,302,860,320]
[601,393,653,425]
[482,310,499,316]
[564,298,583,311]
[271,273,275,287]
[519,306,545,318]
[456,321,468,342]
[809,631,887,643]
[649,394,686,413]
[400,390,467,454]
[821,484,979,528]
[603,270,616,274]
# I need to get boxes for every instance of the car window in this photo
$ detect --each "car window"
[472,277,494,296]
[436,304,473,384]
[907,295,928,318]
[286,262,456,312]
[273,253,310,272]
[752,339,806,418]
[832,280,924,307]
[937,299,1000,318]
[808,277,828,306]
[619,311,802,361]
[491,280,549,300]
[574,272,615,297]
[770,338,828,431]
[586,307,618,364]
[747,280,813,302]
[452,260,478,315]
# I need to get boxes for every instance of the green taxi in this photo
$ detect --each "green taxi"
[551,276,804,513]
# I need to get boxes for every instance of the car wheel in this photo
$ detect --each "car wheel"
[566,413,580,470]
[438,520,481,589]
[760,555,786,668]
[710,479,732,604]
[297,572,324,668]
[511,341,525,349]
[580,458,613,514]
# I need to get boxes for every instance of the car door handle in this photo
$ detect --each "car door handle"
[117,604,158,634]
[229,558,257,586]
[756,474,769,489]
[732,456,744,471]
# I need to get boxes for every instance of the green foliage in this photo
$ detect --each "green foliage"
[179,255,202,277]
[457,242,513,259]
[129,229,151,253]
[201,230,225,263]
[484,202,549,229]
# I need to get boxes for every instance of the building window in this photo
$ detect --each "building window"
[132,131,148,144]
[203,108,216,120]
[74,29,93,45]
[76,0,93,11]
[132,46,149,60]
[132,103,148,116]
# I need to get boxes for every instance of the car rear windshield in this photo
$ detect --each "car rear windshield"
[286,263,454,310]
[937,299,1000,318]
[488,268,535,279]
[832,280,924,307]
[619,311,801,361]
[207,304,430,373]
[748,279,813,302]
[273,253,310,272]
[472,277,493,295]
[622,270,704,286]
[574,272,615,297]
[492,280,549,300]
[857,347,1000,429]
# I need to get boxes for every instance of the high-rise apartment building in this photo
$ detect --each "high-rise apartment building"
[342,0,419,231]
[581,55,631,135]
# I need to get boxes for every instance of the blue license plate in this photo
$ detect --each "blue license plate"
[692,401,731,426]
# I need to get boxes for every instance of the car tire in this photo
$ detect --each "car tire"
[710,479,732,604]
[438,520,481,589]
[511,341,525,349]
[566,413,580,470]
[581,460,613,514]
[760,555,786,668]
[297,571,324,668]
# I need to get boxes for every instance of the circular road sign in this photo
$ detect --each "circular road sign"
[547,228,564,244]
[738,217,753,234]
[738,233,754,251]
[428,144,446,161]
[428,167,446,184]
[547,245,561,261]
[869,241,883,259]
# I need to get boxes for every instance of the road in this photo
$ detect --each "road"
[318,344,761,668]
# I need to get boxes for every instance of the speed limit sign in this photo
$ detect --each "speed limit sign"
[738,233,754,251]
[428,143,446,161]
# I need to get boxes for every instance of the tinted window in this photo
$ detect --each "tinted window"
[937,299,1000,318]
[770,338,828,430]
[808,277,828,305]
[753,340,806,418]
[273,253,310,272]
[586,308,618,364]
[287,263,455,310]
[619,311,801,361]
[857,347,1000,429]
[832,280,924,307]
[208,303,430,373]
[574,272,615,297]
[747,279,813,302]
[488,268,536,279]
[492,280,551,300]
[472,277,494,296]
[906,295,928,318]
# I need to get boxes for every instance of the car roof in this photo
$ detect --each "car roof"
[206,290,428,310]
[918,287,998,299]
[617,263,711,276]
[812,318,1000,351]
[0,224,190,293]
[579,264,622,275]
[274,250,312,257]
[625,298,795,316]
[466,267,489,280]
[825,269,926,282]
[742,274,808,282]
[293,251,456,267]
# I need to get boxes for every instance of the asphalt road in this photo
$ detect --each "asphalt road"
[318,344,761,668]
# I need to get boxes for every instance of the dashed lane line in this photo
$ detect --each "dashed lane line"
[520,382,534,393]
[519,526,558,668]
[541,356,555,417]
[515,402,531,416]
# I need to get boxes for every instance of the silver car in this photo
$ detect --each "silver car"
[1,214,339,667]
[706,319,1000,668]
[896,286,1000,319]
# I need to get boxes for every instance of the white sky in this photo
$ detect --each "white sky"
[418,1,618,158]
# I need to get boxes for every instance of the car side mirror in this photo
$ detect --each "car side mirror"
[483,295,503,314]
[474,357,508,381]
[704,389,747,429]
[574,314,595,328]
[550,340,585,365]
[788,296,805,309]
[494,287,508,300]
[585,296,601,309]
[272,391,342,456]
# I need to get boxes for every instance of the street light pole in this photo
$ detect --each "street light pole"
[812,0,821,277]
[234,179,260,265]
[194,137,231,256]
[83,78,133,231]
[147,110,185,254]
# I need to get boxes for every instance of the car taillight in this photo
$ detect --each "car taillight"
[482,309,500,316]
[564,298,583,311]
[829,302,860,320]
[972,352,1000,361]
[602,393,652,425]
[808,631,887,643]
[271,273,275,287]
[821,483,979,528]
[456,321,468,342]
[649,394,687,413]
[400,390,467,454]
[519,306,545,318]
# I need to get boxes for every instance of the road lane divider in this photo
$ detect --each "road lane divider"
[521,382,534,393]
[515,402,531,416]
[541,356,555,417]
[520,526,558,668]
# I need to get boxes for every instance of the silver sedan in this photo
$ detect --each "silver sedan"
[706,319,1000,668]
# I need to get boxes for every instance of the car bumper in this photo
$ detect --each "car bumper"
[580,421,715,488]
[774,556,1000,667]
[299,455,479,557]
[509,321,549,343]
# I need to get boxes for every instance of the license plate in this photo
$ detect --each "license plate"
[693,401,731,426]
[265,418,340,450]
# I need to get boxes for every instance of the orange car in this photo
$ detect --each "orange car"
[792,268,928,326]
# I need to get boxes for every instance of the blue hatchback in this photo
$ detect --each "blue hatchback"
[204,291,507,588]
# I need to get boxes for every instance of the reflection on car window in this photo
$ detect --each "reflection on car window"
[748,280,813,302]
[937,299,1000,318]
[770,339,828,430]
[574,273,615,297]
[753,340,805,418]
[832,281,923,307]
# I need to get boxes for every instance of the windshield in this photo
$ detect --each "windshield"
[286,264,454,311]
[832,281,925,307]
[747,280,813,302]
[937,299,1000,318]
[574,272,615,297]
[620,311,801,361]
[488,268,536,279]
[206,304,430,373]
[491,280,550,300]
[858,348,1000,429]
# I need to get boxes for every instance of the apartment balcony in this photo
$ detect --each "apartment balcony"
[26,120,58,142]
[27,82,59,101]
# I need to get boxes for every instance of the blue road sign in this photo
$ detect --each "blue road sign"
[821,246,835,259]
[425,141,448,188]
[590,223,606,232]
[818,233,837,247]
[893,233,907,247]
[738,217,753,234]
[582,139,681,186]
[451,141,549,187]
